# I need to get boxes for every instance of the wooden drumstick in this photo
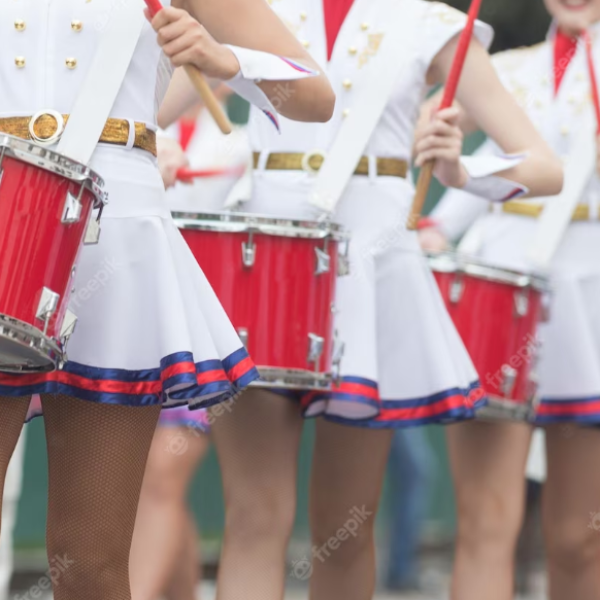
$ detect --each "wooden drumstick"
[584,30,600,134]
[144,0,233,135]
[407,0,484,230]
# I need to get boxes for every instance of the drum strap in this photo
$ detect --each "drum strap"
[57,0,147,165]
[309,0,422,214]
[525,111,596,271]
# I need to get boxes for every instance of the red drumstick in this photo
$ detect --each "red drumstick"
[407,0,484,230]
[584,30,600,134]
[144,0,233,135]
[176,165,246,180]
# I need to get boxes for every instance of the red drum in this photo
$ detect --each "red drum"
[173,211,349,390]
[0,134,106,373]
[429,253,549,421]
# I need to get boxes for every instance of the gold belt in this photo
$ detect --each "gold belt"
[253,151,408,178]
[501,201,592,221]
[0,113,157,156]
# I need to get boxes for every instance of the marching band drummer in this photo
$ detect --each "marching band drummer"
[0,2,334,599]
[159,0,562,598]
[130,96,251,600]
[419,1,600,598]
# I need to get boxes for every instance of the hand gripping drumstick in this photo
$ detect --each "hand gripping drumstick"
[407,0,484,230]
[584,30,600,134]
[144,0,233,135]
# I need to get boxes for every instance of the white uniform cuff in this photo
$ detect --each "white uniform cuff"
[459,154,529,202]
[224,45,319,132]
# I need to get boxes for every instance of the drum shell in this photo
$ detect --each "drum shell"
[0,155,95,340]
[179,226,338,379]
[433,265,544,407]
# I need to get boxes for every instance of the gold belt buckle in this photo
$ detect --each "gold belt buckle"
[28,109,66,146]
[301,149,327,174]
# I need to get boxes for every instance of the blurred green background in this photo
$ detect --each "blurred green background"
[13,0,553,552]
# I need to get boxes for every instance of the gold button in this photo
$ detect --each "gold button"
[348,46,358,56]
[567,94,576,104]
[541,76,549,85]
[65,57,77,69]
[534,100,543,108]
[14,20,26,32]
[360,22,369,31]
[300,11,307,21]
[342,108,351,118]
[342,79,352,90]
[576,72,585,82]
[561,125,569,136]
[301,39,310,48]
[15,57,26,68]
[71,20,83,32]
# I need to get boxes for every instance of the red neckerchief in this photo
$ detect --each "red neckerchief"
[178,118,197,151]
[323,0,354,60]
[554,28,579,95]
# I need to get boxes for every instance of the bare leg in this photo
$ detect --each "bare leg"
[164,510,202,600]
[309,419,393,600]
[42,394,161,600]
[543,424,600,600]
[447,420,532,600]
[211,389,303,600]
[131,426,209,600]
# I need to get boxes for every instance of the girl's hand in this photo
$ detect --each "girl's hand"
[147,7,240,80]
[157,137,190,189]
[418,227,449,253]
[414,106,468,189]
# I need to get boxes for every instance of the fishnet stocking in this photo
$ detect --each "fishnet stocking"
[41,394,161,600]
[0,397,30,527]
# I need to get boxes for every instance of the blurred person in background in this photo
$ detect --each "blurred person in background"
[418,1,600,598]
[131,95,251,600]
[385,429,437,594]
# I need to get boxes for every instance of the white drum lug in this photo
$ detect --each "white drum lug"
[308,333,325,370]
[449,276,464,304]
[242,232,256,268]
[514,289,529,318]
[0,146,6,188]
[499,364,518,398]
[540,291,552,323]
[84,217,101,245]
[62,190,83,224]
[36,287,60,334]
[315,247,331,275]
[237,327,249,348]
[332,328,345,386]
[337,239,350,277]
[59,309,78,347]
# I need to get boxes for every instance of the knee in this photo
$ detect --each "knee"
[224,492,296,548]
[545,518,600,576]
[311,505,376,567]
[455,486,523,555]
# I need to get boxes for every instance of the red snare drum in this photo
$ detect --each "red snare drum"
[0,134,106,373]
[173,211,349,390]
[429,253,549,421]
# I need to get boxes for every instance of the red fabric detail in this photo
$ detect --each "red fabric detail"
[178,119,197,151]
[323,0,354,60]
[416,217,440,231]
[554,29,579,95]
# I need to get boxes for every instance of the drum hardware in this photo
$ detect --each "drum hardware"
[338,239,351,276]
[315,246,331,275]
[62,186,84,224]
[237,327,249,348]
[59,309,78,347]
[308,333,325,370]
[541,291,552,323]
[28,110,66,146]
[36,288,60,335]
[499,364,518,397]
[84,204,104,245]
[242,231,256,268]
[331,328,345,387]
[514,289,530,318]
[449,275,465,304]
[0,146,6,185]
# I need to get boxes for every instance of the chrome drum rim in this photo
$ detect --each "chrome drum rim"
[250,367,332,391]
